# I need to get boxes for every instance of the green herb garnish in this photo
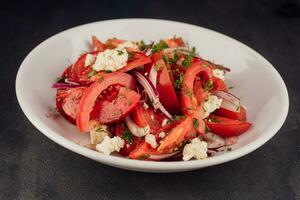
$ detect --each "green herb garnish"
[175,73,184,92]
[193,118,199,129]
[121,130,134,144]
[55,76,64,83]
[203,80,214,91]
[137,154,151,160]
[152,40,169,53]
[104,70,112,73]
[181,47,196,68]
[127,51,133,58]
[209,117,221,123]
[117,50,124,55]
[87,70,97,78]
[228,86,234,90]
[139,40,150,50]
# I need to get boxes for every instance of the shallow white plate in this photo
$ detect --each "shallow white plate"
[16,19,289,173]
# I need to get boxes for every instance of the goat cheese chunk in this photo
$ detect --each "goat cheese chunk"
[90,125,109,144]
[93,49,128,72]
[145,134,158,149]
[212,69,225,80]
[183,138,208,161]
[96,136,124,155]
[203,95,223,118]
[158,131,166,138]
[116,41,138,51]
[84,54,96,67]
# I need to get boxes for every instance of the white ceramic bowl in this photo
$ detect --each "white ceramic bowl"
[16,19,289,173]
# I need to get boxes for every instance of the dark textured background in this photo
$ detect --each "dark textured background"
[1,0,300,199]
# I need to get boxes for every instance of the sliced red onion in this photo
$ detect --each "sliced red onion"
[225,136,238,146]
[65,78,80,85]
[149,151,180,160]
[148,64,157,88]
[132,71,173,119]
[207,149,217,156]
[212,63,231,72]
[213,90,240,112]
[52,83,80,89]
[125,116,150,137]
[204,132,226,149]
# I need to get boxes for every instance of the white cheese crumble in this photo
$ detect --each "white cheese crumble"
[158,131,166,138]
[96,136,124,155]
[143,102,149,109]
[93,49,128,72]
[182,138,208,161]
[84,54,96,67]
[212,69,225,80]
[203,95,223,118]
[145,134,158,149]
[116,41,138,51]
[90,125,109,144]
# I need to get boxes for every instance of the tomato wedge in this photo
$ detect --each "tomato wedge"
[106,38,126,49]
[180,61,212,136]
[212,77,228,91]
[129,140,159,160]
[72,51,99,81]
[92,36,107,52]
[156,59,181,114]
[118,52,151,73]
[206,114,251,137]
[214,106,247,121]
[76,72,136,132]
[157,115,195,154]
[131,103,167,133]
[115,123,140,156]
[56,87,86,124]
[91,87,140,124]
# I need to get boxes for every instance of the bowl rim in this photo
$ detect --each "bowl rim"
[15,18,289,171]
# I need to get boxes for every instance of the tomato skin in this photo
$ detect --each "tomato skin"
[56,87,86,124]
[115,123,140,156]
[180,61,212,135]
[206,115,251,137]
[156,59,181,114]
[118,52,151,73]
[72,51,99,81]
[76,73,136,132]
[131,103,167,133]
[93,87,140,124]
[214,106,247,121]
[92,36,107,52]
[212,77,228,91]
[129,140,158,160]
[151,51,163,62]
[157,115,195,154]
[105,38,126,49]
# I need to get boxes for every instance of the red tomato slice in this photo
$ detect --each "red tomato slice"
[56,87,86,124]
[106,38,126,49]
[157,115,195,154]
[212,77,228,91]
[181,61,212,136]
[129,140,159,160]
[118,52,151,73]
[164,37,185,48]
[90,87,140,124]
[72,51,99,80]
[115,123,140,156]
[92,36,107,52]
[214,106,247,121]
[206,114,251,137]
[156,59,181,114]
[131,103,167,133]
[60,65,73,80]
[76,73,136,132]
[151,51,164,62]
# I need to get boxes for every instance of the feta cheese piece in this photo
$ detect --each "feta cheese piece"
[145,134,158,149]
[143,102,149,109]
[158,131,166,138]
[203,95,223,118]
[96,136,124,155]
[90,125,109,144]
[116,41,138,51]
[84,54,96,67]
[182,138,208,161]
[212,69,225,80]
[93,49,128,72]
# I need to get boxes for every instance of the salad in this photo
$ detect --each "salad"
[52,36,251,161]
